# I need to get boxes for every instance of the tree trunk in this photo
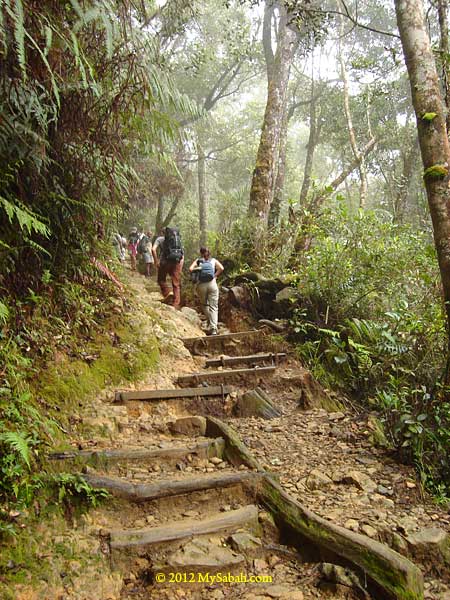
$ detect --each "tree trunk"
[393,134,419,222]
[338,19,368,208]
[437,0,450,132]
[155,195,182,234]
[248,3,297,227]
[395,0,450,368]
[268,103,289,227]
[299,74,320,205]
[197,136,208,247]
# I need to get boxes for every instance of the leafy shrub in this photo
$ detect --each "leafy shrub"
[285,202,449,498]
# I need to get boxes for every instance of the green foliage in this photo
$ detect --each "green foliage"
[51,473,109,508]
[283,202,449,498]
[0,0,197,293]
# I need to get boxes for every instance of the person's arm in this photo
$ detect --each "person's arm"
[188,259,198,272]
[214,260,224,278]
[152,242,159,267]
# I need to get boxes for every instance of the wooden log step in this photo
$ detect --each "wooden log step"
[83,470,261,502]
[205,352,286,369]
[108,504,259,549]
[182,330,262,345]
[48,438,225,464]
[114,385,233,402]
[183,330,269,356]
[176,366,276,387]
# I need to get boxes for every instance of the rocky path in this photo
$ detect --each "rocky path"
[55,271,449,600]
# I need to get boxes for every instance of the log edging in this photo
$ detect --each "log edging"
[205,416,424,600]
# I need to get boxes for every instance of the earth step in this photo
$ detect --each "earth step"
[107,504,259,550]
[182,329,270,356]
[48,437,225,465]
[152,537,247,575]
[205,352,287,368]
[83,470,262,501]
[114,385,233,402]
[176,366,276,387]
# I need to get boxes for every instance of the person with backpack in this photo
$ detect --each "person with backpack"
[189,247,224,335]
[127,227,139,271]
[152,226,184,308]
[137,229,154,277]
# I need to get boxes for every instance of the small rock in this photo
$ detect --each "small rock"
[328,411,345,421]
[168,416,207,437]
[229,532,262,554]
[145,515,155,524]
[361,524,377,538]
[133,519,146,528]
[341,470,377,492]
[253,558,269,572]
[344,519,360,532]
[306,469,333,491]
[377,484,394,496]
[210,456,223,465]
[406,528,450,572]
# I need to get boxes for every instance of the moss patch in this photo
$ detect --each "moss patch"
[34,317,159,415]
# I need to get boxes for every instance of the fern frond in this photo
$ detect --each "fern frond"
[0,431,32,468]
[0,196,49,237]
[0,301,9,324]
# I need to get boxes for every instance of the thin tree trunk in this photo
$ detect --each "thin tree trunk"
[395,0,450,369]
[393,135,419,222]
[197,137,208,247]
[437,0,450,132]
[248,3,297,226]
[155,196,164,233]
[338,16,368,207]
[316,138,377,203]
[299,74,320,204]
[268,104,289,227]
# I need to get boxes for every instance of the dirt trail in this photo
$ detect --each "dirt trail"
[52,270,449,600]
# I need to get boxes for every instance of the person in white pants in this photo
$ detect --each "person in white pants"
[189,247,224,335]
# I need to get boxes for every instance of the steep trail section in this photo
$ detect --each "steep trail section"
[47,270,443,599]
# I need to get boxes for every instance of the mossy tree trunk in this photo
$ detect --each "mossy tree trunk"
[248,2,297,231]
[299,71,321,206]
[395,0,450,379]
[437,0,450,132]
[268,104,289,227]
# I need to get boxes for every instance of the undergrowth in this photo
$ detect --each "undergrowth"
[225,200,450,502]
[0,268,160,543]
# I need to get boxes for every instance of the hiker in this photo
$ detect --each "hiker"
[112,232,126,261]
[127,227,139,271]
[137,229,154,277]
[189,247,224,335]
[152,227,184,308]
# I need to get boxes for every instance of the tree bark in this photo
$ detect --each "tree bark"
[268,103,289,227]
[393,134,419,222]
[338,17,368,207]
[395,0,450,367]
[248,3,297,227]
[299,74,321,205]
[437,0,450,132]
[197,135,208,246]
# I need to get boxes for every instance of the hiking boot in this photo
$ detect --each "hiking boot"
[161,292,174,305]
